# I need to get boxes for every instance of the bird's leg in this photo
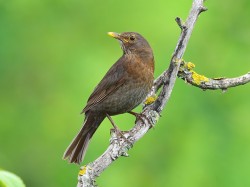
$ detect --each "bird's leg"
[128,111,154,128]
[106,114,127,140]
[127,111,139,120]
[127,111,146,123]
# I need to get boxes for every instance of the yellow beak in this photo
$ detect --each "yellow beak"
[107,32,120,39]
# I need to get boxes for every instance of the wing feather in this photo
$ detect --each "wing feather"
[81,57,127,113]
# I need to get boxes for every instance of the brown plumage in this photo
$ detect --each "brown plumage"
[63,32,154,164]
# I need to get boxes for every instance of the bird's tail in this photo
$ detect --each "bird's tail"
[63,112,105,164]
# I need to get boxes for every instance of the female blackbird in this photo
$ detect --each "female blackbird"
[63,32,154,164]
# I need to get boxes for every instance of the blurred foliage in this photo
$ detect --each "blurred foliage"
[0,0,250,187]
[0,170,25,187]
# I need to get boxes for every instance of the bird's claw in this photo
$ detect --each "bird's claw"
[110,127,132,145]
[128,111,154,129]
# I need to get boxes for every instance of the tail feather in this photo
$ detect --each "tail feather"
[63,112,105,164]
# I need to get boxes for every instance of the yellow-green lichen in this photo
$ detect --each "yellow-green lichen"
[212,77,226,80]
[144,95,157,105]
[79,166,87,176]
[191,71,209,85]
[185,62,195,70]
[173,57,183,65]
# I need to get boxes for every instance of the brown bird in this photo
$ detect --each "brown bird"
[63,32,154,164]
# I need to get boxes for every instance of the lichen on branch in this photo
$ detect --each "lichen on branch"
[178,60,250,90]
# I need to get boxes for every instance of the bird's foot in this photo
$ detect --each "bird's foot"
[107,113,131,144]
[110,127,133,146]
[112,124,126,139]
[128,111,154,129]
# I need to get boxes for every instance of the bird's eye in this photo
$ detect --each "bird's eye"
[129,35,135,41]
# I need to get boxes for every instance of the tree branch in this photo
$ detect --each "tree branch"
[77,0,207,186]
[178,61,250,91]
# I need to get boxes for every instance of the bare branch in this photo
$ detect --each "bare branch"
[77,0,207,186]
[149,0,207,113]
[178,61,250,91]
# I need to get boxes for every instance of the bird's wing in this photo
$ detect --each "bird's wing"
[81,57,127,113]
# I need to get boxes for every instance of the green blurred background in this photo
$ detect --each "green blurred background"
[1,0,250,186]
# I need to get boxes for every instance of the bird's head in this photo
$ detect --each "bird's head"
[108,32,153,56]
